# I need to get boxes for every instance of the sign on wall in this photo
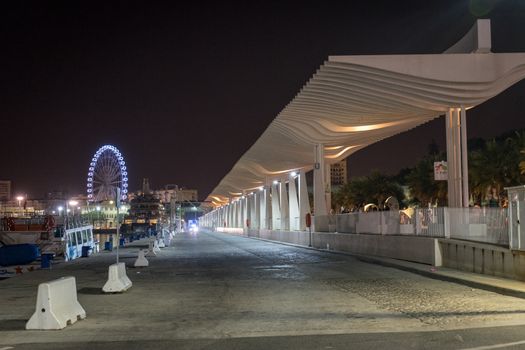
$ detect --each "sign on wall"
[434,161,448,181]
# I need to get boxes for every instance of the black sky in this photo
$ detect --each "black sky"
[2,1,525,200]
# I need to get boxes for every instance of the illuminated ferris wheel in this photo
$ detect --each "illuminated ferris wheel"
[87,145,128,202]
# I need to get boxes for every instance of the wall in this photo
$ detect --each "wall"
[236,228,440,266]
[439,238,525,281]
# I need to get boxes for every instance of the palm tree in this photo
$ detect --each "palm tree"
[405,155,447,207]
[469,132,525,204]
[520,149,525,175]
[333,171,405,210]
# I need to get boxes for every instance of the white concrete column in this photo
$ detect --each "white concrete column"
[229,203,233,227]
[271,181,281,230]
[253,192,260,229]
[265,185,272,229]
[288,173,300,231]
[446,109,456,207]
[258,189,264,229]
[241,195,250,228]
[280,177,290,231]
[241,197,247,228]
[259,187,269,229]
[248,193,256,229]
[460,106,469,207]
[299,169,311,231]
[234,201,239,227]
[313,144,329,216]
[229,202,233,227]
[244,196,250,228]
[445,108,469,208]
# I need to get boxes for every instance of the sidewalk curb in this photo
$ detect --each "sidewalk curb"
[354,255,525,300]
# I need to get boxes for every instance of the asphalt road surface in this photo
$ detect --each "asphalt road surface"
[1,229,525,349]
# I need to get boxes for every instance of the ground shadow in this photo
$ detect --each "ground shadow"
[78,287,104,295]
[0,318,26,331]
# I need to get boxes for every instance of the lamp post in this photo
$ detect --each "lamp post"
[115,188,121,264]
[69,200,78,217]
[192,206,197,222]
[16,195,24,207]
[16,195,24,216]
[96,206,101,228]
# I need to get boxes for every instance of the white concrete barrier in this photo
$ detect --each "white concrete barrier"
[26,276,86,330]
[153,239,161,253]
[146,241,157,257]
[164,235,172,247]
[134,249,149,267]
[102,262,132,293]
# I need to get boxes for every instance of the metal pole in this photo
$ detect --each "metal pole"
[116,202,120,264]
[115,188,121,264]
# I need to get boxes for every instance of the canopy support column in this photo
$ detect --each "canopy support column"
[271,181,281,230]
[299,170,311,231]
[445,107,469,207]
[288,173,300,231]
[280,176,290,231]
[314,144,329,216]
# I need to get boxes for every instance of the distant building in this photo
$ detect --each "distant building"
[128,181,198,204]
[330,160,348,186]
[152,185,198,203]
[0,198,46,217]
[0,180,11,201]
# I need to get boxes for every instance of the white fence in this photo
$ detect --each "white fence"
[329,207,509,246]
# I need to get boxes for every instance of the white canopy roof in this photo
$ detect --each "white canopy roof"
[207,22,525,205]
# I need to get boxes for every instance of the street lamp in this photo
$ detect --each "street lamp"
[96,206,101,229]
[16,195,24,207]
[68,200,78,216]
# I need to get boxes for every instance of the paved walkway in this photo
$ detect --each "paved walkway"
[1,230,525,349]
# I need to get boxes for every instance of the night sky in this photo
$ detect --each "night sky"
[2,1,525,200]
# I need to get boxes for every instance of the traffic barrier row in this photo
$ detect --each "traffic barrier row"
[26,237,170,330]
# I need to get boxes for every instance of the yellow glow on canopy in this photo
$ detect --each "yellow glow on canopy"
[325,145,361,159]
[240,161,300,176]
[320,119,413,133]
[210,196,228,203]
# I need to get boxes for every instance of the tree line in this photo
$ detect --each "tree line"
[333,129,525,211]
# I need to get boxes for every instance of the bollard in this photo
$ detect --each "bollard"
[41,253,54,269]
[26,276,86,330]
[146,241,157,257]
[102,262,132,293]
[134,249,149,267]
[153,240,161,253]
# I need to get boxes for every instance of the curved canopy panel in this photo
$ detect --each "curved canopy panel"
[207,22,525,206]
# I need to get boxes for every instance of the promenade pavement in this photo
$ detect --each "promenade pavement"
[1,229,525,349]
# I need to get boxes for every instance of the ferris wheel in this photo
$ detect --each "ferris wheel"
[87,145,128,202]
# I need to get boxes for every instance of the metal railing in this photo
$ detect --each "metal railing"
[329,207,509,246]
